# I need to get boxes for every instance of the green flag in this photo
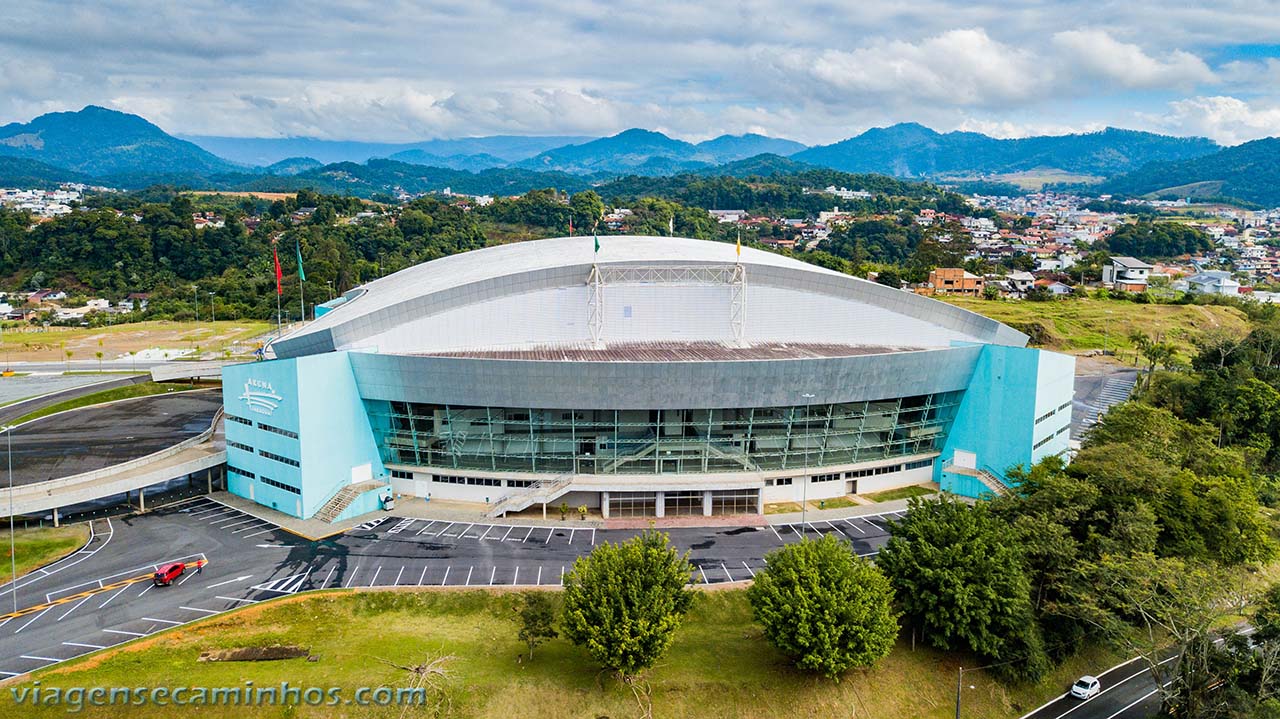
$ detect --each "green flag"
[295,240,306,282]
[594,234,599,254]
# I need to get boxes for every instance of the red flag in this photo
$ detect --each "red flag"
[273,240,283,296]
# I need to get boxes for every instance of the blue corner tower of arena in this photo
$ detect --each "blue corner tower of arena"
[223,352,388,520]
[937,343,1075,496]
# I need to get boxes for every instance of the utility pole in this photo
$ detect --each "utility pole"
[209,292,216,324]
[191,285,198,323]
[956,666,963,719]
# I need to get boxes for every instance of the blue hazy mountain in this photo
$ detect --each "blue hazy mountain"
[0,106,240,176]
[793,123,1220,177]
[514,129,807,174]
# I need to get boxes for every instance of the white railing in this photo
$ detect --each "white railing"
[487,473,575,518]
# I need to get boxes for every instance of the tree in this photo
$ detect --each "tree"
[1255,584,1280,644]
[560,530,695,680]
[877,496,1049,679]
[874,269,902,289]
[747,535,897,678]
[515,592,558,660]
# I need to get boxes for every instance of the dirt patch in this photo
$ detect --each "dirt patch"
[198,645,309,662]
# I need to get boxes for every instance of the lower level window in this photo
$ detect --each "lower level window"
[260,476,301,495]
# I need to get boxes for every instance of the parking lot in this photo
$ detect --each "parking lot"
[0,497,903,679]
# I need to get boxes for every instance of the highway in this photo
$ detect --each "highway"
[0,497,898,680]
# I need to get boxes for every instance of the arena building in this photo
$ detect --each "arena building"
[221,236,1075,522]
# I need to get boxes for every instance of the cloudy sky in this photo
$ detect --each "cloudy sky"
[4,0,1280,145]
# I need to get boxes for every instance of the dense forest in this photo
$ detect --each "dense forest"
[1103,220,1214,258]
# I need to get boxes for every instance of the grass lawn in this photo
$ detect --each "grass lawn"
[0,320,272,363]
[941,296,1249,362]
[763,501,803,515]
[806,496,860,510]
[12,381,217,425]
[864,485,938,503]
[0,523,90,584]
[8,589,1125,719]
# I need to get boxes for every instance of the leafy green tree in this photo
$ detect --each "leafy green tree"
[874,269,902,289]
[747,535,897,678]
[877,496,1048,679]
[1254,584,1280,643]
[560,530,695,680]
[516,592,558,660]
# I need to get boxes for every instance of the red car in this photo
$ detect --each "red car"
[153,562,185,586]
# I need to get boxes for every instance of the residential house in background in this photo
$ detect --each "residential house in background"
[1102,256,1153,292]
[1182,270,1241,296]
[918,268,985,297]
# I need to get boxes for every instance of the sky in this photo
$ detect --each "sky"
[3,0,1280,146]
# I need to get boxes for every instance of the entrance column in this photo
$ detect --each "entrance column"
[702,490,712,517]
[52,507,59,527]
[655,491,665,518]
[600,491,610,519]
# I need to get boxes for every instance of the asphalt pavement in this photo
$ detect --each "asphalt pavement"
[0,497,900,680]
[7,389,222,485]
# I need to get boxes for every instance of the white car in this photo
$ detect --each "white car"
[1071,676,1101,700]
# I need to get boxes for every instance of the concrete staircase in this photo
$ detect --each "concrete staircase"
[314,480,386,523]
[486,474,575,518]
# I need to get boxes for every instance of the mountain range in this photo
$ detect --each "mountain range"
[0,105,1276,206]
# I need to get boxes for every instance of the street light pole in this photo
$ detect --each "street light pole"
[209,292,216,324]
[801,392,815,532]
[191,285,198,324]
[956,666,963,719]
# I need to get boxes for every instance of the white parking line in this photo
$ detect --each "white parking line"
[190,506,233,518]
[207,514,246,525]
[788,524,803,538]
[522,527,534,542]
[536,566,542,585]
[241,526,279,539]
[591,528,597,545]
[231,522,273,534]
[560,566,565,585]
[721,563,733,582]
[465,566,473,586]
[544,528,554,544]
[434,522,455,537]
[137,583,154,598]
[418,566,428,586]
[63,641,106,650]
[478,525,495,540]
[457,523,475,538]
[343,565,361,588]
[368,566,382,587]
[416,521,439,535]
[322,566,337,589]
[489,566,496,585]
[20,655,58,663]
[699,567,708,584]
[97,584,130,609]
[57,594,93,621]
[143,617,182,625]
[742,561,755,578]
[179,606,221,615]
[221,518,260,530]
[501,526,515,541]
[214,596,259,605]
[103,628,145,637]
[842,518,865,534]
[568,528,576,544]
[176,570,199,586]
[394,566,404,586]
[768,524,784,541]
[513,567,519,585]
[13,607,52,633]
[440,567,450,586]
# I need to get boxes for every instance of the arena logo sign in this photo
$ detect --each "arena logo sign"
[238,378,283,416]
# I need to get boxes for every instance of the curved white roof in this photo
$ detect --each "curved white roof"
[272,235,1026,359]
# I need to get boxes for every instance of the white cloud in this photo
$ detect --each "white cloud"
[1147,96,1280,145]
[1051,30,1216,89]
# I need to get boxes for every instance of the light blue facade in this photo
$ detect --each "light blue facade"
[223,353,388,519]
[937,344,1075,496]
[221,343,1075,517]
